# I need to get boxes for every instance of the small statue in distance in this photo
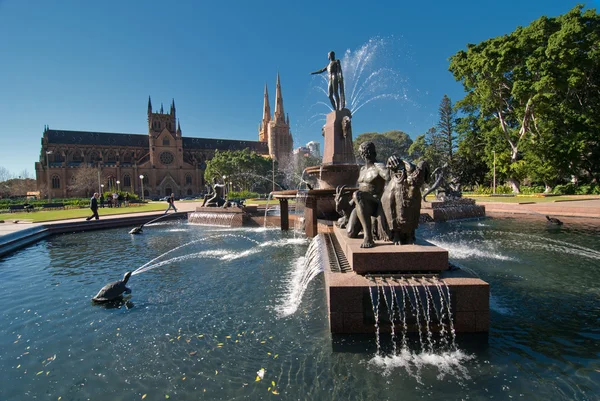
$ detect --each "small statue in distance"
[201,177,226,207]
[311,51,346,111]
[422,162,461,202]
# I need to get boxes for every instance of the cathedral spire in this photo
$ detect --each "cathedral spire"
[263,83,271,123]
[177,119,181,135]
[274,72,285,122]
[171,99,176,116]
[148,96,152,114]
[160,103,164,114]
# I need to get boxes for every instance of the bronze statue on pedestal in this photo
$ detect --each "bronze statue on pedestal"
[311,51,346,111]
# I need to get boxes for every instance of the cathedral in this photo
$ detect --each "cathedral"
[35,75,293,199]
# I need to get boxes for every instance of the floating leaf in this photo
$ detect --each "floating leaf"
[272,389,279,395]
[58,397,62,400]
[215,370,219,375]
[142,395,147,400]
[46,371,50,375]
[189,351,197,356]
[274,354,279,359]
[255,376,261,382]
[186,339,190,343]
[260,341,266,344]
[235,340,239,343]
[272,381,276,386]
[217,343,224,347]
[269,336,273,339]
[256,368,265,380]
[225,335,231,339]
[177,336,181,340]
[267,352,271,355]
[165,395,170,399]
[36,371,43,375]
[17,365,21,369]
[268,387,271,391]
[198,335,204,338]
[182,376,186,381]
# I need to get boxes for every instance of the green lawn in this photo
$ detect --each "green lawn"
[0,204,168,223]
[466,195,600,203]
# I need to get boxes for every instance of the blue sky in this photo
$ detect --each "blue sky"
[0,0,594,177]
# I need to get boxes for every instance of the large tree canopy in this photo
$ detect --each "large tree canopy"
[449,5,600,191]
[353,130,413,162]
[204,149,278,193]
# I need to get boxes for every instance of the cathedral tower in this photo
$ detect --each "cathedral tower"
[258,73,293,162]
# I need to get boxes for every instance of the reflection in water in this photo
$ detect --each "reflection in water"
[0,218,598,400]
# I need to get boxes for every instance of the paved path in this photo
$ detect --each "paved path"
[0,201,200,239]
[478,198,600,219]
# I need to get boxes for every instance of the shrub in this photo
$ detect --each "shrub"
[228,191,260,199]
[552,183,576,195]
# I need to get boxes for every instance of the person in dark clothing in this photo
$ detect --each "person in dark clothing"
[165,193,178,213]
[99,194,105,208]
[86,193,100,221]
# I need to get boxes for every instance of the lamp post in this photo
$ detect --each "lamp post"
[45,150,53,201]
[139,175,145,201]
[116,180,120,192]
[272,157,275,193]
[222,175,227,197]
[492,150,496,195]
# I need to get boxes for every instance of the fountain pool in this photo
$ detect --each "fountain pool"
[0,218,598,400]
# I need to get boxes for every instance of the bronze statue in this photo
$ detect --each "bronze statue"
[201,177,226,207]
[422,163,461,202]
[311,51,346,111]
[346,142,391,248]
[381,159,429,245]
[334,185,354,228]
[336,141,429,247]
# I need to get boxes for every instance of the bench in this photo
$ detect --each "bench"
[8,205,35,213]
[42,203,65,210]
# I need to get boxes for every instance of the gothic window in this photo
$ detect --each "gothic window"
[107,153,116,162]
[163,138,170,146]
[107,176,115,189]
[90,151,101,163]
[123,174,131,187]
[51,175,60,189]
[187,188,193,195]
[160,151,174,165]
[185,174,192,185]
[143,176,149,185]
[123,153,132,163]
[144,189,149,197]
[72,152,83,162]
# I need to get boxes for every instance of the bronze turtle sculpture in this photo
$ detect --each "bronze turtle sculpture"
[92,271,133,302]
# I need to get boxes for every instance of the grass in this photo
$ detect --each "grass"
[466,195,600,203]
[0,204,168,223]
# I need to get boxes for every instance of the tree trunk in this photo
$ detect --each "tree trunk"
[506,178,521,194]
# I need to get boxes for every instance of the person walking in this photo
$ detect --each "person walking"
[124,193,129,207]
[86,193,100,221]
[165,193,178,213]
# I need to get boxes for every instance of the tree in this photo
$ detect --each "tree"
[449,5,600,192]
[69,167,102,197]
[437,95,457,164]
[204,149,276,193]
[0,166,12,182]
[353,130,413,162]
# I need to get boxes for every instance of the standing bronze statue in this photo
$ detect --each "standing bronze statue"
[311,51,346,111]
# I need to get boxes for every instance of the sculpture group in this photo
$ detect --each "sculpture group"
[335,141,429,248]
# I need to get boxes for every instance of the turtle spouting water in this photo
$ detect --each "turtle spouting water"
[92,271,133,302]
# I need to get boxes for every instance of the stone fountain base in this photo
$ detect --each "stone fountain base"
[321,226,489,334]
[188,206,248,227]
[421,198,486,222]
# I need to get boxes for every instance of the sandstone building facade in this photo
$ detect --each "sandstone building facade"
[35,76,292,199]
